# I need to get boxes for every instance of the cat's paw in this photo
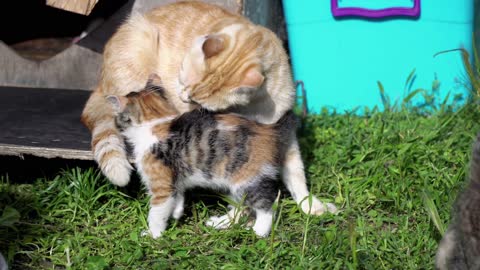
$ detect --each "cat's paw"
[206,215,231,229]
[172,198,184,220]
[251,221,271,238]
[172,206,184,220]
[300,196,338,216]
[141,229,162,239]
[245,220,270,237]
[101,156,133,187]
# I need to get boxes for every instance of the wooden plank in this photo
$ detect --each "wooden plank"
[0,144,93,160]
[131,0,243,15]
[46,0,100,15]
[0,86,92,160]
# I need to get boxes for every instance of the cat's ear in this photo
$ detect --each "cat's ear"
[106,95,128,113]
[239,68,264,88]
[180,34,227,86]
[146,73,162,88]
[202,35,225,58]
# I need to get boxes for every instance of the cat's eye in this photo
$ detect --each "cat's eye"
[120,114,131,123]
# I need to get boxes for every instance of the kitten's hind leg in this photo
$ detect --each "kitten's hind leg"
[172,193,185,220]
[252,209,273,237]
[244,175,279,237]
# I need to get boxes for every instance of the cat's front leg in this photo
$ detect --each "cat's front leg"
[148,196,175,238]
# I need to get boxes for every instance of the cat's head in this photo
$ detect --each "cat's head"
[178,24,265,111]
[107,74,177,130]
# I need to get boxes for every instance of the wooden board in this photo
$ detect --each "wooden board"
[0,86,94,160]
[46,0,100,15]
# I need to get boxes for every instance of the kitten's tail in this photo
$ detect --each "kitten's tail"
[81,91,133,187]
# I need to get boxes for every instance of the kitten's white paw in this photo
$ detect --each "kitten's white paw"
[101,156,132,187]
[206,215,231,229]
[141,227,164,239]
[172,196,184,220]
[300,196,338,216]
[172,206,184,220]
[252,225,270,238]
[252,210,272,237]
[142,228,163,239]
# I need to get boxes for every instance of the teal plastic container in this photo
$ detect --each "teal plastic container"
[283,0,474,113]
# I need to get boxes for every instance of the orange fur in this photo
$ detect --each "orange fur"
[231,126,276,183]
[142,153,174,205]
[152,123,171,141]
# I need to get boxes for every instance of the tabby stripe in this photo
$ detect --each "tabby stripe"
[92,121,116,139]
[204,129,219,178]
[183,124,193,155]
[195,125,204,167]
[226,126,250,174]
[94,135,124,161]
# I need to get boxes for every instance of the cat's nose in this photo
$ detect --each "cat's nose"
[180,92,191,103]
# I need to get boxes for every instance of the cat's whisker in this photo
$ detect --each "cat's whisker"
[140,88,162,97]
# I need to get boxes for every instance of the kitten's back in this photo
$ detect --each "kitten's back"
[152,109,297,183]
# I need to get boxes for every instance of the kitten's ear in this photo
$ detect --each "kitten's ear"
[146,73,162,87]
[240,68,264,88]
[202,35,225,58]
[106,95,128,113]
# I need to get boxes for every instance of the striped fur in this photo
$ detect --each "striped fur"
[81,1,335,215]
[107,79,297,237]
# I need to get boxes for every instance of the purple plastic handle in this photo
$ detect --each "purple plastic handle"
[331,0,420,18]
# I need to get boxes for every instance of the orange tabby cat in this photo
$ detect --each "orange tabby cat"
[81,1,337,219]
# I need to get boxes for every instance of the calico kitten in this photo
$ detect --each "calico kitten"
[106,75,297,238]
[435,133,480,269]
[81,1,336,216]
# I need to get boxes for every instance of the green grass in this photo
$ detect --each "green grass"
[2,97,480,269]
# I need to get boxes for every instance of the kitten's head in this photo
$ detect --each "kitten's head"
[178,24,265,111]
[106,74,177,130]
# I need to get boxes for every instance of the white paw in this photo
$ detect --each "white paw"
[172,205,184,220]
[252,210,272,237]
[251,221,271,237]
[172,195,185,220]
[141,228,163,239]
[101,156,133,187]
[252,226,270,238]
[300,196,338,216]
[206,215,231,229]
